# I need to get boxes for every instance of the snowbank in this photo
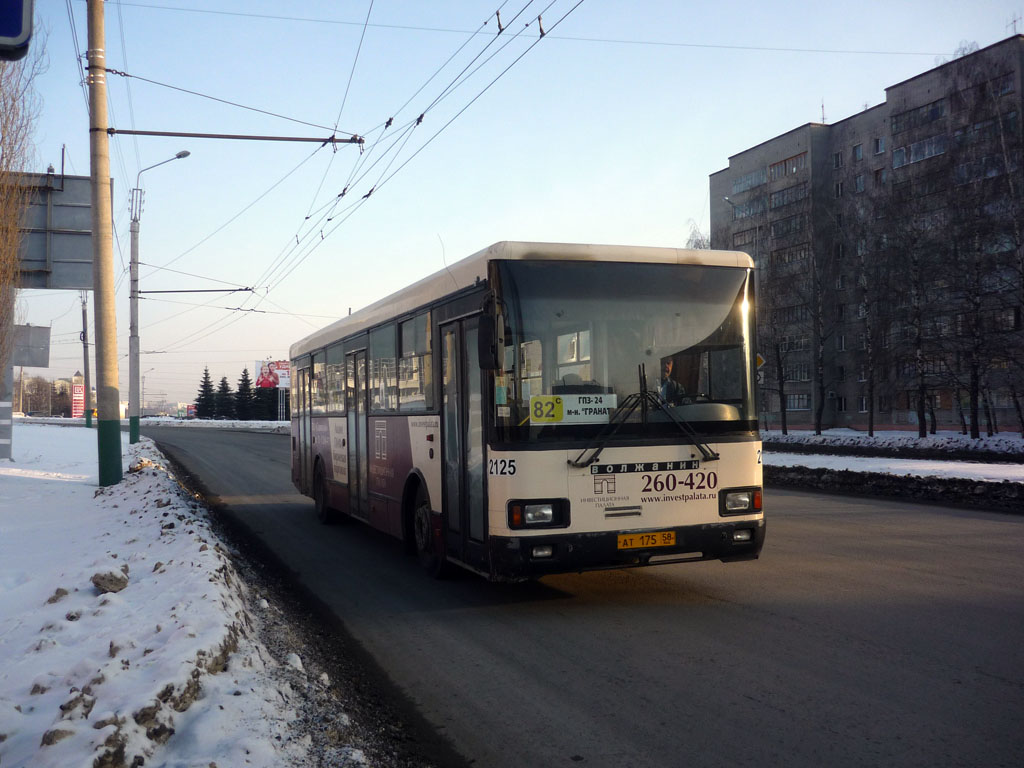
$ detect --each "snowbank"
[0,425,329,768]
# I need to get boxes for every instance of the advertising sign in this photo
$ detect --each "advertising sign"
[255,360,291,389]
[72,384,85,418]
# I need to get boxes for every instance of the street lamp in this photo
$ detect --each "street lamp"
[141,368,155,418]
[129,150,190,443]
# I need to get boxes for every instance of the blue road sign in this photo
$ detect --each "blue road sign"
[0,0,33,61]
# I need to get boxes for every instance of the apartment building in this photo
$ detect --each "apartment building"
[710,36,1024,432]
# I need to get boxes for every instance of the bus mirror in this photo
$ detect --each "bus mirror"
[478,314,500,370]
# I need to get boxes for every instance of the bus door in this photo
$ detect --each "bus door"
[346,350,369,519]
[441,317,487,568]
[298,365,312,493]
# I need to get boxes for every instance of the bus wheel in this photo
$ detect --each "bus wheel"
[413,485,447,578]
[313,463,337,525]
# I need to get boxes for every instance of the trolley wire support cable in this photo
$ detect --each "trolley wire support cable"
[264,0,589,295]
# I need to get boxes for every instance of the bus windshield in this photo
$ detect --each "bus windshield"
[492,260,757,444]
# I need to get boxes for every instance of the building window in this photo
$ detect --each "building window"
[731,197,766,220]
[771,244,809,267]
[873,137,885,154]
[859,395,869,413]
[837,334,846,352]
[774,304,811,324]
[833,151,843,169]
[785,393,810,411]
[853,144,863,162]
[836,303,846,321]
[769,152,807,181]
[834,181,844,198]
[784,362,811,382]
[836,365,846,382]
[769,182,808,210]
[874,168,887,187]
[894,134,947,169]
[836,274,846,290]
[892,99,946,135]
[836,396,847,412]
[854,174,865,193]
[731,168,767,194]
[834,242,845,260]
[771,213,807,238]
[733,228,757,247]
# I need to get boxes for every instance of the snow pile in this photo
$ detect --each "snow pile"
[0,426,320,768]
[763,427,1024,457]
[17,415,290,434]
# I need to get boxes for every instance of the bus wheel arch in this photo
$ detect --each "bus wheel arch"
[405,475,449,578]
[313,458,338,525]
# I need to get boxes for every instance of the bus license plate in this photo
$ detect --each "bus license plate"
[617,531,676,550]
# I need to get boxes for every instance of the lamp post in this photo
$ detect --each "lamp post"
[129,150,190,443]
[141,367,154,418]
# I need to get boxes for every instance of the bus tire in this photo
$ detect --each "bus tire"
[413,484,448,578]
[313,462,337,525]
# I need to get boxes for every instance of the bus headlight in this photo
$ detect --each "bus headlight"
[525,503,554,524]
[719,488,763,516]
[508,499,570,529]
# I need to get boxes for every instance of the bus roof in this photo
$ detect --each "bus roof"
[289,241,754,360]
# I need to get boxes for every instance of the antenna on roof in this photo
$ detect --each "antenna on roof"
[1009,13,1021,34]
[821,99,827,123]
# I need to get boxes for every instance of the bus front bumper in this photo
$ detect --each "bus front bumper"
[487,519,765,581]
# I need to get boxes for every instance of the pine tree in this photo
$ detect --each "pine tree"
[195,367,216,419]
[235,367,254,420]
[254,386,277,421]
[215,376,235,420]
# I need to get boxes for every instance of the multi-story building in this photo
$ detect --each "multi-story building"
[710,36,1024,433]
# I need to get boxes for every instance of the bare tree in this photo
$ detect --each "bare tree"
[0,44,44,381]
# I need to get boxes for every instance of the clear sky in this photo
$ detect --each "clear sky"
[16,0,1024,405]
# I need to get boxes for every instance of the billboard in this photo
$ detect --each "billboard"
[255,360,290,389]
[72,384,85,418]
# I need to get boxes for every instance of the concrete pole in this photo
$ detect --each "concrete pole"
[81,292,93,427]
[129,215,139,442]
[87,0,122,485]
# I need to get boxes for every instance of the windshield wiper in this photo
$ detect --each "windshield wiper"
[568,365,719,468]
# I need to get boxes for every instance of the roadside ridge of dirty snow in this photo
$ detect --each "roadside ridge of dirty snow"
[0,426,364,768]
[763,427,1024,459]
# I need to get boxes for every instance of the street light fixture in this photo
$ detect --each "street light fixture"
[129,150,190,444]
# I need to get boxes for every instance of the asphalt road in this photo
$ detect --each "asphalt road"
[143,426,1024,768]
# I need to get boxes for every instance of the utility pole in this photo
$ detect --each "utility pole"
[129,151,188,443]
[87,0,122,484]
[81,291,92,427]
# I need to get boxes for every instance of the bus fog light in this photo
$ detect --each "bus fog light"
[733,529,753,542]
[524,503,554,524]
[532,545,555,559]
[725,491,752,511]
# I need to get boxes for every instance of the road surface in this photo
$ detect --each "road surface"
[143,426,1024,768]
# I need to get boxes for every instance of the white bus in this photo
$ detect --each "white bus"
[289,241,764,580]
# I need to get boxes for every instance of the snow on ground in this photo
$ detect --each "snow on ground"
[765,451,1024,483]
[763,427,1024,456]
[0,424,345,768]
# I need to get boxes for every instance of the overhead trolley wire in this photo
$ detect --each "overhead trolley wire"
[92,2,951,57]
[266,0,588,294]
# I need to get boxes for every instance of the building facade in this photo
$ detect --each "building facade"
[710,36,1024,433]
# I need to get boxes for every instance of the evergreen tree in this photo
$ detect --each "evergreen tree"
[235,367,254,420]
[254,386,277,421]
[215,376,235,420]
[195,367,216,419]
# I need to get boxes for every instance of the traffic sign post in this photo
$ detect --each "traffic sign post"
[0,0,33,61]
